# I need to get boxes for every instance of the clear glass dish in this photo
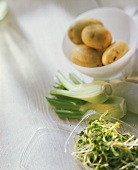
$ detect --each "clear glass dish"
[65,111,138,170]
[0,0,8,21]
[20,127,81,170]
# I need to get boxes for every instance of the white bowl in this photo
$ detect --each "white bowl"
[62,7,138,80]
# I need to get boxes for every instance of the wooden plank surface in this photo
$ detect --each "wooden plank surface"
[0,0,138,169]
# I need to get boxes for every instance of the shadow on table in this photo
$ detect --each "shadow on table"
[7,0,99,18]
[122,111,138,129]
[7,0,138,19]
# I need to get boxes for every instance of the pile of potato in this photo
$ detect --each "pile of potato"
[68,18,129,68]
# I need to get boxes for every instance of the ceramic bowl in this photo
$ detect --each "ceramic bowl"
[62,7,138,80]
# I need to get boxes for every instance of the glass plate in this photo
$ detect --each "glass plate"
[20,127,81,170]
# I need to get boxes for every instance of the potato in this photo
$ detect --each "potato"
[96,47,107,57]
[68,18,103,45]
[81,24,112,49]
[70,44,102,67]
[102,40,129,65]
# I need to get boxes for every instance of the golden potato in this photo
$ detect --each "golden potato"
[68,18,103,45]
[81,24,112,49]
[102,40,129,65]
[96,47,107,57]
[70,44,102,67]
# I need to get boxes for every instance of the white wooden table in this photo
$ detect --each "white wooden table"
[0,0,138,169]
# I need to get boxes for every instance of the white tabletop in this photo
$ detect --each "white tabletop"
[1,0,138,169]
